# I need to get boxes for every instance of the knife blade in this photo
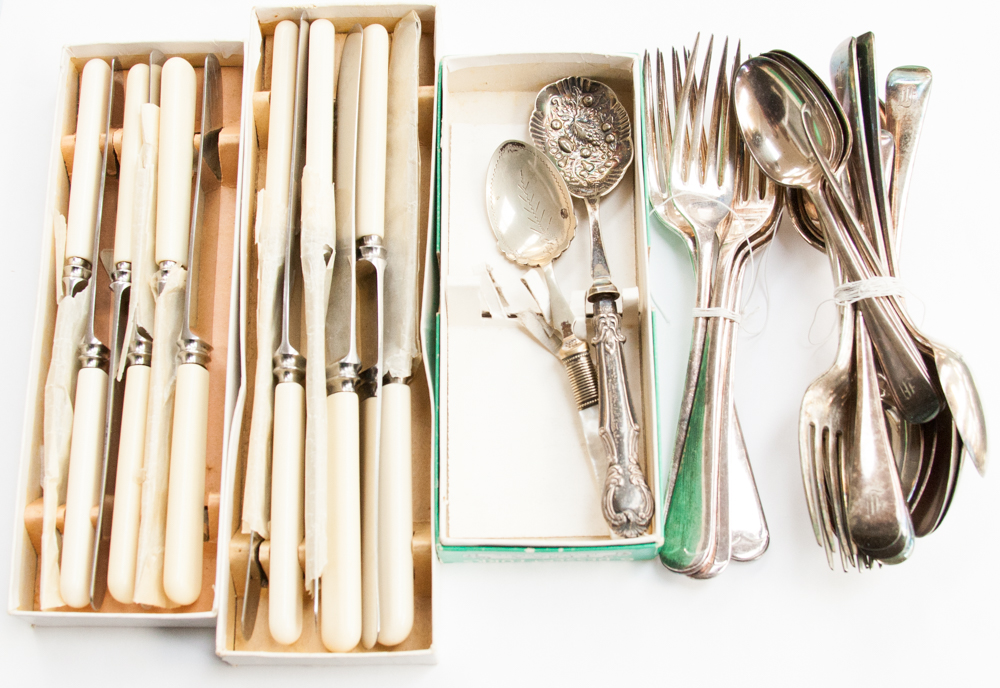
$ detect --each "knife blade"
[376,10,421,647]
[320,24,363,653]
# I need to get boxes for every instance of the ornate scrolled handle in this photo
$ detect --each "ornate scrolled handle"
[592,297,653,538]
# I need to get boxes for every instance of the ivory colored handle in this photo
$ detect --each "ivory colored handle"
[113,64,149,265]
[65,59,112,263]
[107,363,150,603]
[154,58,196,266]
[377,383,414,646]
[360,394,379,649]
[355,24,389,240]
[60,366,109,608]
[265,20,299,201]
[305,19,335,180]
[320,392,361,652]
[268,381,305,645]
[163,362,209,606]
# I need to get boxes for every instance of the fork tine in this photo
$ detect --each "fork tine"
[672,48,682,111]
[656,49,671,152]
[690,35,713,182]
[485,265,512,318]
[642,51,661,198]
[670,34,700,185]
[814,425,837,570]
[706,37,728,183]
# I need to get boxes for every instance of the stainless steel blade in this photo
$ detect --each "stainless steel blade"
[178,53,223,360]
[325,26,363,382]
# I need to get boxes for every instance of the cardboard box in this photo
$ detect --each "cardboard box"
[434,53,666,561]
[8,42,245,625]
[216,4,437,664]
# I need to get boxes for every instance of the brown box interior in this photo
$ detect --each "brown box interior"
[223,9,436,655]
[16,50,243,615]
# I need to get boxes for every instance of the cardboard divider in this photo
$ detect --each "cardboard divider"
[217,5,436,663]
[435,53,663,561]
[9,44,243,624]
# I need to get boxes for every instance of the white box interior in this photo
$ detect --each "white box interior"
[437,53,662,549]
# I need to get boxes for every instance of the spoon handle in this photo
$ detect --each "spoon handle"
[592,297,653,538]
[583,198,652,538]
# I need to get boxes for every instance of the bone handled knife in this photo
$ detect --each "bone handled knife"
[162,53,224,607]
[90,57,154,609]
[299,16,336,622]
[355,22,390,652]
[132,56,196,608]
[377,10,421,647]
[269,17,309,646]
[243,20,300,619]
[320,24,363,653]
[107,51,164,605]
[59,58,116,609]
[241,18,299,640]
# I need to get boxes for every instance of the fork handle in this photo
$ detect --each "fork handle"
[592,296,653,537]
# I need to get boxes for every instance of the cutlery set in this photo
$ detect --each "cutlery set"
[731,33,986,568]
[486,31,986,575]
[38,52,224,610]
[15,9,988,666]
[486,76,654,540]
[240,12,421,651]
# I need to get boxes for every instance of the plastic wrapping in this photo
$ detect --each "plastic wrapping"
[132,266,185,608]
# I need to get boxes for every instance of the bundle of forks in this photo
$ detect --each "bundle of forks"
[778,34,987,570]
[643,36,783,578]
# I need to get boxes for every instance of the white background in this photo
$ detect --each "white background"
[1,0,997,684]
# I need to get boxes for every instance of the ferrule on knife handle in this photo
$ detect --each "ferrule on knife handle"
[269,16,309,646]
[163,53,222,607]
[60,57,116,609]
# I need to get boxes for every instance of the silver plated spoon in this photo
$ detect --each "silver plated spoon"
[530,77,653,538]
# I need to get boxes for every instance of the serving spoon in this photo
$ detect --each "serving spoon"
[530,78,653,537]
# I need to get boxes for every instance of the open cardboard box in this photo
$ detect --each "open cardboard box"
[8,42,245,625]
[216,4,437,664]
[434,53,666,562]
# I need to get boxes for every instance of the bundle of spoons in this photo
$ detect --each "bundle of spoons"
[732,37,987,569]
